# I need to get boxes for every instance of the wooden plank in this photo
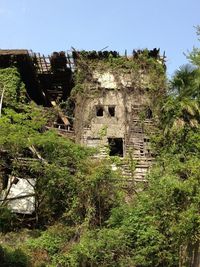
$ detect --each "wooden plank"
[51,101,70,126]
[0,49,28,55]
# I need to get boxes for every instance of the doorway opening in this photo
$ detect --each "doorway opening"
[108,138,123,157]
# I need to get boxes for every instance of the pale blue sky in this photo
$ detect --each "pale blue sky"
[0,0,199,76]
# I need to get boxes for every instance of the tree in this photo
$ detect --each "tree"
[188,26,200,67]
[160,65,200,135]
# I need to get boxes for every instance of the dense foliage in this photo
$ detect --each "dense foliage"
[72,49,166,99]
[56,61,200,266]
[0,245,30,267]
[0,32,200,266]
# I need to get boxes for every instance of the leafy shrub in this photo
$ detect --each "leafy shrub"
[54,228,132,267]
[0,67,26,108]
[0,207,16,233]
[0,245,30,267]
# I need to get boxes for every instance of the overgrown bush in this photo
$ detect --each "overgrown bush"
[0,245,30,267]
[0,207,17,233]
[0,67,26,108]
[52,228,132,267]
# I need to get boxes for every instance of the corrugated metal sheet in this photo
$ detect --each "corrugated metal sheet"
[1,176,36,214]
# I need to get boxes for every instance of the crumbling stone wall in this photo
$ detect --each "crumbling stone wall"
[74,64,161,180]
[70,50,166,181]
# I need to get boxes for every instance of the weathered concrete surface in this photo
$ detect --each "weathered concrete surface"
[75,70,155,181]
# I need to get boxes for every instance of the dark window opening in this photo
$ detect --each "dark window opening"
[96,106,104,117]
[108,106,115,117]
[108,138,123,157]
[144,138,150,142]
[146,108,153,119]
[13,177,19,185]
[140,150,144,155]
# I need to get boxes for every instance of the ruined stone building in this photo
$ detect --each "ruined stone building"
[73,50,166,181]
[0,48,166,213]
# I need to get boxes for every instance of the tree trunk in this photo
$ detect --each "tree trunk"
[179,242,200,267]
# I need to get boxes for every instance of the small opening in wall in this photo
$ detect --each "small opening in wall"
[108,106,115,117]
[96,106,104,117]
[146,108,153,119]
[13,177,19,185]
[108,138,123,157]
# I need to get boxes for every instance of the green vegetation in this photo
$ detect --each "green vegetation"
[188,26,200,67]
[0,67,26,107]
[0,245,29,267]
[71,49,166,98]
[0,34,200,266]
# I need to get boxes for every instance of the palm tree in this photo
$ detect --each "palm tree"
[161,65,200,135]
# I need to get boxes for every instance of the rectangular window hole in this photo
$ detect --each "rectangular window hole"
[108,106,115,117]
[108,138,123,157]
[96,106,104,117]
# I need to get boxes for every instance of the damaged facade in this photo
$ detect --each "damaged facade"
[0,48,166,213]
[73,50,166,181]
